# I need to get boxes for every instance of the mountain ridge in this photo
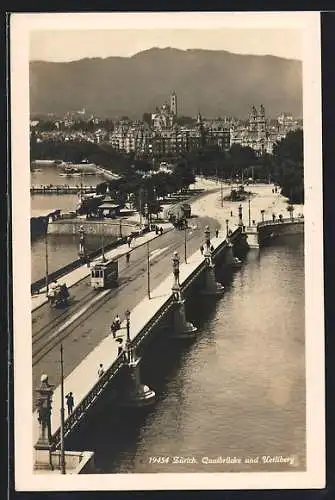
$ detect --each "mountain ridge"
[30,47,302,119]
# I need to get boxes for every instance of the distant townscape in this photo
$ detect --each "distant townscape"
[31,91,301,157]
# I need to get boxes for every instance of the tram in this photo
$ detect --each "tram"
[90,258,118,289]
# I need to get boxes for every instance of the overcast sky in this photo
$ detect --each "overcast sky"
[30,28,302,62]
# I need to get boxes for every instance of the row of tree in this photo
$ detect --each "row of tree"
[31,128,303,205]
[96,162,196,217]
[181,129,303,203]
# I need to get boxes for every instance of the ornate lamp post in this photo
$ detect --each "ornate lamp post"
[35,374,54,450]
[144,202,149,227]
[203,226,214,266]
[45,232,49,295]
[248,198,251,227]
[184,223,187,263]
[125,309,131,344]
[78,224,86,261]
[147,241,150,299]
[172,251,181,300]
[225,219,229,237]
[238,204,243,227]
[204,225,211,249]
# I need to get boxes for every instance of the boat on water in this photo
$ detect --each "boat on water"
[59,164,81,177]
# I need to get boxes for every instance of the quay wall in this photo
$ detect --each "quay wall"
[47,219,139,237]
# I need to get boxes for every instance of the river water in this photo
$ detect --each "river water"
[31,166,111,283]
[68,233,305,473]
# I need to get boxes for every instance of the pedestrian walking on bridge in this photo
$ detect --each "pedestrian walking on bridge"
[200,244,204,255]
[215,229,219,238]
[98,364,104,378]
[126,252,130,264]
[65,392,74,416]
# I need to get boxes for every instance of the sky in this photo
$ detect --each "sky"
[29,28,302,62]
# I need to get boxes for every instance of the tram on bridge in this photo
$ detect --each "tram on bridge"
[90,258,118,289]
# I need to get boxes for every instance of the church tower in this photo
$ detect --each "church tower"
[256,104,266,137]
[170,91,177,116]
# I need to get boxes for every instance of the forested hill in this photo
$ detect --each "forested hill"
[30,47,302,119]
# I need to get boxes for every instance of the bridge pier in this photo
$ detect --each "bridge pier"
[245,225,260,249]
[121,347,155,407]
[171,252,197,339]
[201,226,224,296]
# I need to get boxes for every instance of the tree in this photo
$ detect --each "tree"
[173,160,195,191]
[272,129,304,203]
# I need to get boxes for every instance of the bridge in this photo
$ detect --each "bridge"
[31,183,304,472]
[31,185,97,195]
[33,226,243,466]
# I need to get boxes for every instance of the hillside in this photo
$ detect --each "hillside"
[30,47,302,119]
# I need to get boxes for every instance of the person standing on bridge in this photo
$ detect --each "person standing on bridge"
[111,315,121,337]
[98,364,104,378]
[126,252,130,264]
[200,244,204,255]
[215,229,219,238]
[65,392,74,416]
[230,210,233,217]
[272,213,276,222]
[116,337,124,356]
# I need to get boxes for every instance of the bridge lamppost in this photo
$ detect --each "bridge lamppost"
[35,374,54,470]
[45,231,49,295]
[147,241,151,299]
[172,251,181,301]
[260,209,265,223]
[125,309,131,344]
[225,219,229,237]
[204,225,211,250]
[78,225,87,262]
[248,198,251,227]
[238,204,243,227]
[59,344,66,475]
[184,222,188,264]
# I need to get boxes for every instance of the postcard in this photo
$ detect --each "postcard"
[10,11,324,491]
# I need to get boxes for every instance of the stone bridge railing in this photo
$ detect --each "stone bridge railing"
[258,217,304,228]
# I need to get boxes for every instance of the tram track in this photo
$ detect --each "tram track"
[32,233,190,366]
[32,236,178,344]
